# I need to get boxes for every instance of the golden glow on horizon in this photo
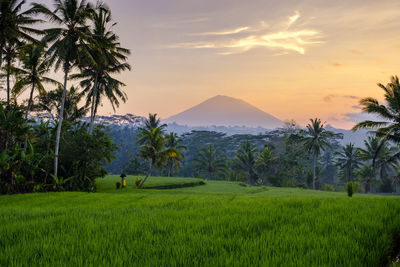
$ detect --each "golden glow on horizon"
[44,0,399,130]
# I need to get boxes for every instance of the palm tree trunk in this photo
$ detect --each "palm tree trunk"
[0,48,3,69]
[137,161,153,188]
[89,78,98,134]
[312,154,317,190]
[167,162,171,177]
[23,83,35,151]
[54,69,69,177]
[25,83,35,119]
[6,57,10,105]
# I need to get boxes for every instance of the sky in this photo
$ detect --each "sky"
[27,0,400,129]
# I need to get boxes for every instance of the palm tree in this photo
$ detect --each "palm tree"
[194,144,227,180]
[255,147,276,181]
[144,113,167,130]
[353,76,400,145]
[335,143,361,183]
[35,85,89,122]
[301,118,334,189]
[31,0,93,177]
[165,132,187,177]
[72,3,130,134]
[12,44,59,118]
[136,114,180,188]
[355,165,375,193]
[2,41,20,104]
[0,0,42,103]
[233,141,258,185]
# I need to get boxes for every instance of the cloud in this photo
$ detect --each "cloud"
[169,11,322,55]
[343,112,380,123]
[323,94,360,103]
[330,62,343,67]
[287,11,300,28]
[177,17,209,24]
[191,26,250,36]
[349,49,363,55]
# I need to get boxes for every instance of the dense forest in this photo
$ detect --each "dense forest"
[108,114,400,193]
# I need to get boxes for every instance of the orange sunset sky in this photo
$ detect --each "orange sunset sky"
[31,0,400,129]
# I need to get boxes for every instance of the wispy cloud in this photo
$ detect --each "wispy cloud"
[323,94,360,103]
[191,26,250,36]
[287,11,300,28]
[170,11,322,55]
[330,62,343,67]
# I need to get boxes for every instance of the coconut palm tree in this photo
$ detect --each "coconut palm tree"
[194,144,227,180]
[144,113,167,130]
[35,85,89,122]
[355,165,375,193]
[12,44,59,118]
[353,76,400,145]
[165,132,187,177]
[255,147,276,181]
[72,3,130,134]
[2,41,20,104]
[233,141,258,185]
[335,143,361,183]
[136,114,180,188]
[301,118,334,189]
[31,0,93,177]
[0,0,42,103]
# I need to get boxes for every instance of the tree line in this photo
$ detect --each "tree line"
[120,77,400,192]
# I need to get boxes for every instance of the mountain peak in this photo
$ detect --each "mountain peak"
[165,95,284,128]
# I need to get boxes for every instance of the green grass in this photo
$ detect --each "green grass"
[98,175,205,191]
[1,176,400,266]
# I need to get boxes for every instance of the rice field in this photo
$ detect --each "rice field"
[1,176,400,266]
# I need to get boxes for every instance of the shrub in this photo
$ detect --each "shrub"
[295,183,307,189]
[116,182,121,189]
[324,184,335,191]
[238,182,248,187]
[346,182,355,197]
[135,178,142,187]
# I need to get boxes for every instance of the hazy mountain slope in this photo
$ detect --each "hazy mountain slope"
[165,95,284,129]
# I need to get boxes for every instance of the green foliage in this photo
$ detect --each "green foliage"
[164,132,187,177]
[336,143,362,183]
[12,43,59,117]
[324,184,335,191]
[0,102,114,194]
[134,177,142,187]
[136,114,182,188]
[346,182,357,197]
[232,141,258,185]
[35,85,89,122]
[70,2,131,133]
[194,144,227,180]
[58,123,115,192]
[353,76,400,145]
[300,118,336,190]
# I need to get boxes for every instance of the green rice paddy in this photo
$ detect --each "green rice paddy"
[1,176,400,266]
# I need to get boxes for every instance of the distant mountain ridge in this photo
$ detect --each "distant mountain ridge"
[164,95,284,129]
[74,113,369,147]
[31,94,370,146]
